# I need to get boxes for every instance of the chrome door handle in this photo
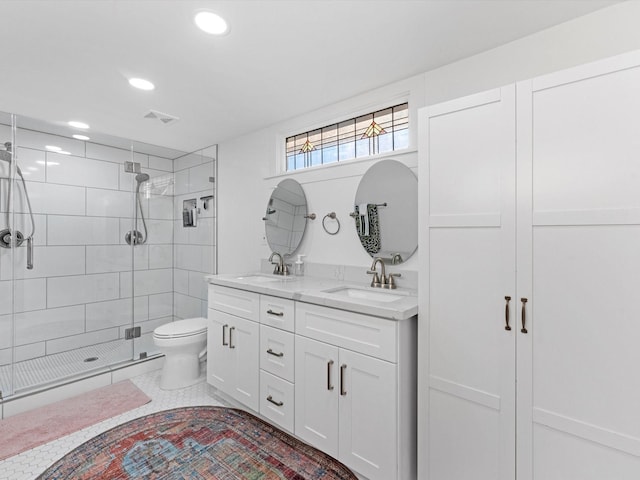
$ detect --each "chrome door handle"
[266,309,284,317]
[222,324,229,346]
[267,348,284,357]
[327,360,334,391]
[504,296,512,331]
[340,364,347,396]
[521,298,528,334]
[229,326,236,348]
[266,395,284,407]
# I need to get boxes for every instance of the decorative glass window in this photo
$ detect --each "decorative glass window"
[286,103,409,171]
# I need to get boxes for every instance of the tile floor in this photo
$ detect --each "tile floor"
[0,369,227,480]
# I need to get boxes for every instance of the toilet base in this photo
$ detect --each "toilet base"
[159,354,206,390]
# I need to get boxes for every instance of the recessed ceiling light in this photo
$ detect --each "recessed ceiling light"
[129,78,155,91]
[68,121,89,129]
[72,134,90,141]
[45,145,62,152]
[194,11,229,35]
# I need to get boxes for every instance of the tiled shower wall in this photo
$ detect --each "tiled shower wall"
[172,148,216,320]
[0,125,215,372]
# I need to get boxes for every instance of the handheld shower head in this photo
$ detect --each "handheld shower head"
[135,173,150,183]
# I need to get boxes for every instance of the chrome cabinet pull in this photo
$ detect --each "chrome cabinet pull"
[266,395,284,407]
[267,348,284,357]
[222,324,229,346]
[229,326,236,348]
[340,364,347,396]
[327,360,334,391]
[504,296,512,331]
[267,309,284,317]
[520,298,528,334]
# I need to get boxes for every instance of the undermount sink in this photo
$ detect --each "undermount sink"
[322,286,409,303]
[235,274,296,284]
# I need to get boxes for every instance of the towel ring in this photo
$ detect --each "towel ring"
[322,212,340,235]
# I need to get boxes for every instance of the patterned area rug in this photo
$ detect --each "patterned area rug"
[37,406,356,479]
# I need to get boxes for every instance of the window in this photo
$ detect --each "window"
[286,103,408,171]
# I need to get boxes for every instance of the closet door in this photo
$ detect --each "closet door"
[516,51,640,479]
[419,85,516,480]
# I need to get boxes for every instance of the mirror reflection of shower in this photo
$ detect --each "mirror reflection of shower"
[0,142,36,269]
[125,171,150,245]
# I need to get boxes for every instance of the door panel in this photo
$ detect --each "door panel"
[295,336,339,457]
[230,315,259,411]
[207,309,232,391]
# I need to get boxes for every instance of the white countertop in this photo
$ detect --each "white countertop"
[207,273,418,320]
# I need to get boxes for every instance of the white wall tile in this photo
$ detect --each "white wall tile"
[86,188,133,217]
[189,217,214,245]
[14,182,85,215]
[47,152,119,190]
[0,314,11,348]
[48,215,120,245]
[12,278,47,313]
[85,296,148,331]
[148,194,173,220]
[14,147,46,182]
[174,152,203,172]
[174,268,189,295]
[16,130,85,157]
[85,143,132,164]
[174,292,202,320]
[14,305,85,344]
[0,246,85,280]
[174,168,189,196]
[47,273,119,308]
[86,245,148,273]
[149,244,172,269]
[188,271,208,299]
[189,161,214,193]
[121,268,172,297]
[46,328,119,354]
[173,219,189,244]
[14,342,46,362]
[149,293,173,319]
[146,219,173,244]
[149,155,173,172]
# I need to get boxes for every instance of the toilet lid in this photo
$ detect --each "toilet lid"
[153,317,208,338]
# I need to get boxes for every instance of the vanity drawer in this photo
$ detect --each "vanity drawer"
[295,302,397,362]
[260,370,294,433]
[208,284,260,321]
[259,295,295,332]
[260,325,294,382]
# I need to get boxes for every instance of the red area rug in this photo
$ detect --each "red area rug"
[0,380,151,461]
[36,406,356,479]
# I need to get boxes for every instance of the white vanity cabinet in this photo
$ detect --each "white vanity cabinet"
[207,284,260,411]
[295,302,416,480]
[207,280,417,480]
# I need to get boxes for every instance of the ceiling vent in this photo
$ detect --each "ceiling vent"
[143,109,180,125]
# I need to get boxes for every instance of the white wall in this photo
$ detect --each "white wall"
[218,1,640,276]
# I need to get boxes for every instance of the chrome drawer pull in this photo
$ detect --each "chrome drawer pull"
[267,348,284,358]
[266,395,284,407]
[222,324,229,346]
[267,309,284,317]
[327,360,334,391]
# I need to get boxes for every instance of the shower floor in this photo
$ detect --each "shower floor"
[0,340,145,397]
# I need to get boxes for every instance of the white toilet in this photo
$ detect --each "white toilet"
[153,317,208,390]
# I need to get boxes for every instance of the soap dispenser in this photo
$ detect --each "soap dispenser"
[294,254,306,276]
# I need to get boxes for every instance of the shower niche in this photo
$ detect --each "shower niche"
[0,112,217,401]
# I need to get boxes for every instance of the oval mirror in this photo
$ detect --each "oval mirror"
[264,178,309,256]
[353,159,417,264]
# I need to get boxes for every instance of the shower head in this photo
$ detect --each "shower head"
[135,173,150,183]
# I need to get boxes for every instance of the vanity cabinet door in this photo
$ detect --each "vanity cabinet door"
[338,349,398,480]
[229,315,260,412]
[207,309,233,392]
[295,335,340,457]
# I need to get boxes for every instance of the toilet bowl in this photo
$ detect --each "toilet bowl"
[153,317,208,390]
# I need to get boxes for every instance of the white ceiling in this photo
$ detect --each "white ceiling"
[0,0,618,155]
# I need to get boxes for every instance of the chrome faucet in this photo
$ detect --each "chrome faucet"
[367,257,401,289]
[268,252,290,275]
[367,257,386,288]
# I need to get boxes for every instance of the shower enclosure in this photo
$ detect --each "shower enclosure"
[0,112,217,400]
